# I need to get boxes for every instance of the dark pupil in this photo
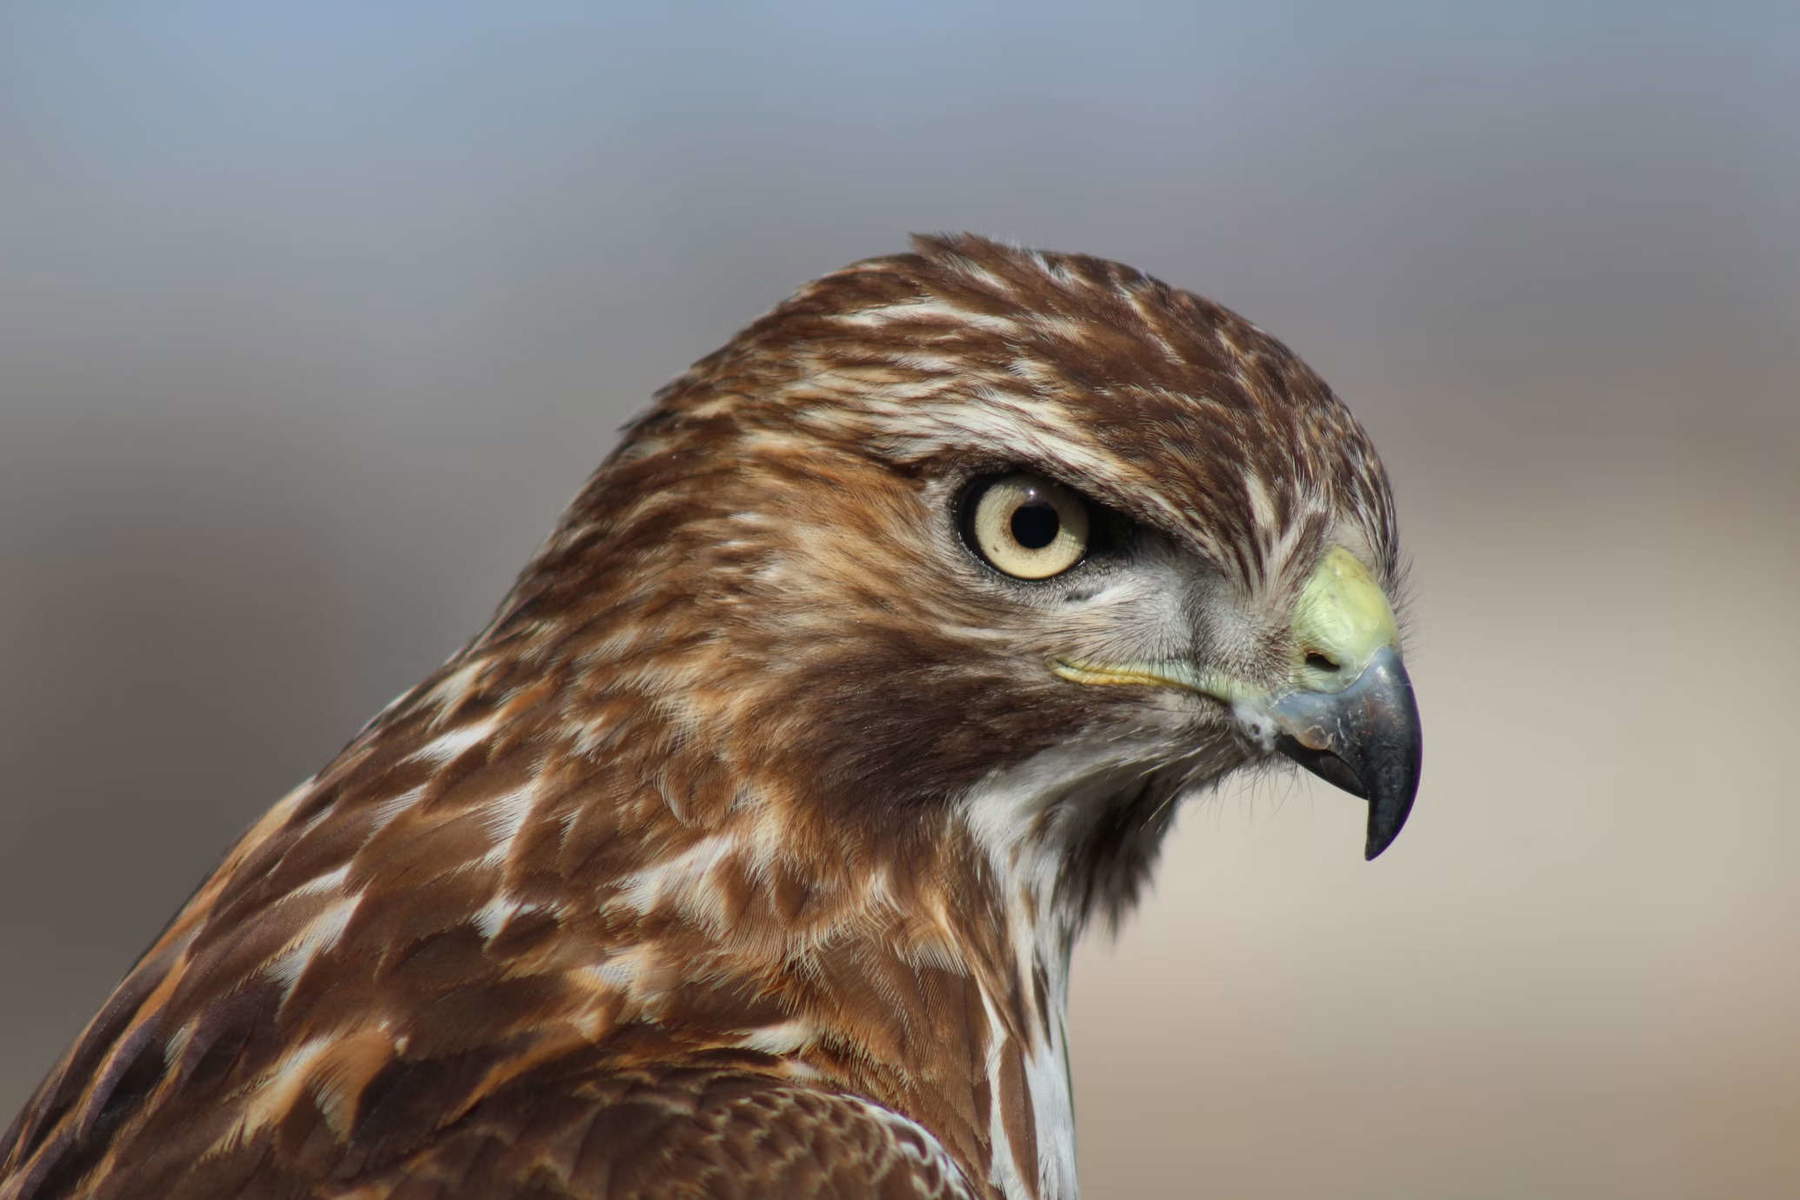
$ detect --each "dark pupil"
[1010,501,1060,550]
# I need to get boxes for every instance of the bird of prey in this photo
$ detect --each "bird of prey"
[0,235,1420,1200]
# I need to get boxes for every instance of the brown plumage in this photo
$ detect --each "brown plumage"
[0,235,1418,1199]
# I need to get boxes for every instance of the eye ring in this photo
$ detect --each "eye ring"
[962,472,1092,580]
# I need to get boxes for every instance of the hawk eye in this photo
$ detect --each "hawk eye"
[964,473,1091,580]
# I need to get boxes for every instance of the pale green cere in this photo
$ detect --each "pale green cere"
[1289,546,1399,693]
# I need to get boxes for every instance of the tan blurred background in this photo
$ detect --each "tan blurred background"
[2,4,1796,1196]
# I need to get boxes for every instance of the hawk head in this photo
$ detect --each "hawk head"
[508,232,1418,930]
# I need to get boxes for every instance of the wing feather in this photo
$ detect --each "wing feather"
[330,1066,976,1200]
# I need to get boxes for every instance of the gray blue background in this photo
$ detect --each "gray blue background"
[4,3,1797,1195]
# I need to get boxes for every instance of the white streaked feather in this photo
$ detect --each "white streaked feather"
[407,714,500,764]
[264,894,361,992]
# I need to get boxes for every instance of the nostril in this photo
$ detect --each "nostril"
[1305,651,1340,673]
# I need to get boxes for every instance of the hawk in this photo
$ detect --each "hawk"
[1,235,1421,1199]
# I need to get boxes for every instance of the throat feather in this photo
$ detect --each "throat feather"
[953,743,1193,1200]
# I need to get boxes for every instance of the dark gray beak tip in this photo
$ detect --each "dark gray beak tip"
[1363,769,1417,861]
[1270,646,1422,862]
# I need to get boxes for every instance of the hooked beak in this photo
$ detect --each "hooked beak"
[1267,645,1421,860]
[1051,545,1423,860]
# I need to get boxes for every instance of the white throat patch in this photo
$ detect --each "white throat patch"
[957,736,1199,1200]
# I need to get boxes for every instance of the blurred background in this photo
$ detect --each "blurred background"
[2,2,1796,1195]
